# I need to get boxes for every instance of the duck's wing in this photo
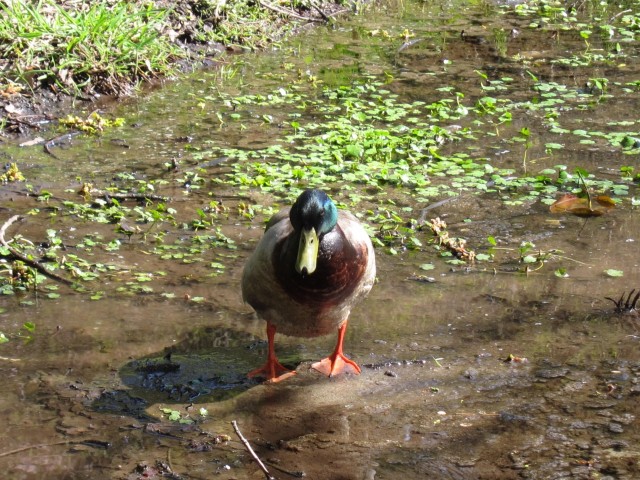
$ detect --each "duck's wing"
[264,207,290,232]
[337,210,376,294]
[242,208,292,307]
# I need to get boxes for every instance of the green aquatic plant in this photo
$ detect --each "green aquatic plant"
[0,322,35,345]
[605,269,624,278]
[491,28,508,57]
[1,0,638,300]
[59,112,125,134]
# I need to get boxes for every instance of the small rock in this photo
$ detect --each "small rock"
[464,368,478,380]
[571,466,593,477]
[455,459,477,467]
[535,367,569,379]
[608,423,624,434]
[569,421,592,430]
[607,371,630,381]
[583,400,616,409]
[546,431,569,442]
[499,412,531,424]
[597,439,628,450]
[612,413,635,425]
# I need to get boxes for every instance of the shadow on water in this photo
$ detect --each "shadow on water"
[116,323,304,405]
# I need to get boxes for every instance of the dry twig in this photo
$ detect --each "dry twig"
[0,215,75,286]
[427,217,475,262]
[0,440,73,458]
[231,420,275,480]
[258,0,323,22]
[308,0,330,21]
[89,190,171,202]
[0,439,110,458]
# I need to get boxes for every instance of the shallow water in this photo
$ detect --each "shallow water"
[2,0,640,479]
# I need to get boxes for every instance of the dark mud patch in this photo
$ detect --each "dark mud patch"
[119,326,266,403]
[118,323,313,404]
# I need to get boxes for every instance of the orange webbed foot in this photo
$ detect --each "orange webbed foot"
[248,322,297,383]
[312,353,361,377]
[248,361,297,383]
[311,320,361,378]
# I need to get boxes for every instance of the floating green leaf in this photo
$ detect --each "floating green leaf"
[554,268,568,278]
[605,269,624,277]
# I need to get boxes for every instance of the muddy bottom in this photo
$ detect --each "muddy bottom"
[2,264,640,479]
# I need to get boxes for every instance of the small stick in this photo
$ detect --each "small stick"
[43,131,82,159]
[0,215,22,247]
[308,0,330,22]
[258,0,322,22]
[266,461,306,478]
[88,190,171,202]
[0,439,110,458]
[231,420,276,480]
[0,440,72,458]
[167,448,173,473]
[609,9,631,22]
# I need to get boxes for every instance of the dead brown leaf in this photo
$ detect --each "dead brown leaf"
[549,193,615,217]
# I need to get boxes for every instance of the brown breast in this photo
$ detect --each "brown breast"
[272,224,368,308]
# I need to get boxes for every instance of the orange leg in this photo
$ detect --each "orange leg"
[312,320,361,377]
[248,322,297,383]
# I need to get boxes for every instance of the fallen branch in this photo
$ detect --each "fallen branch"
[0,438,109,458]
[43,131,82,159]
[0,440,72,458]
[427,217,475,263]
[308,0,330,22]
[258,0,323,22]
[0,215,75,286]
[90,190,171,203]
[231,420,275,480]
[609,8,631,22]
[416,197,456,225]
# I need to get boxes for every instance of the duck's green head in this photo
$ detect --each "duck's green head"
[289,189,338,276]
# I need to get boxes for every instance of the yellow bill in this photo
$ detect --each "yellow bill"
[295,227,319,275]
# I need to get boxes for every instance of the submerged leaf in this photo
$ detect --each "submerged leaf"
[594,195,616,208]
[549,193,615,217]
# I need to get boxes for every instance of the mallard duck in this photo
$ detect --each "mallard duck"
[242,189,376,383]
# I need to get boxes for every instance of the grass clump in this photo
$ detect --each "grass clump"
[0,1,180,96]
[194,0,309,49]
[0,0,345,134]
